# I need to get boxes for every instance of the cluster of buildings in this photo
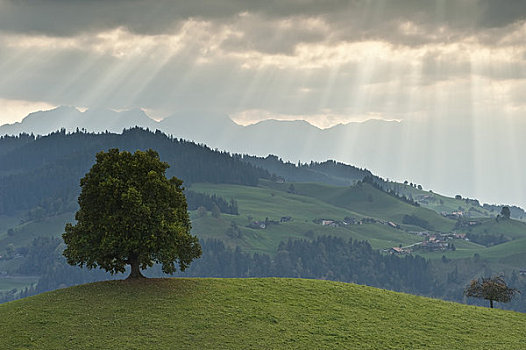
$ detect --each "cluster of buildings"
[386,231,464,255]
[266,212,471,256]
[442,210,464,219]
[418,238,451,252]
[385,246,412,255]
[316,217,398,228]
[248,216,292,230]
[247,221,267,229]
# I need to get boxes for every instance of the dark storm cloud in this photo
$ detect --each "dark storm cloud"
[478,0,526,27]
[0,0,347,36]
[1,0,525,40]
[219,14,329,55]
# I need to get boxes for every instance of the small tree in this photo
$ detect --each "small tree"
[226,221,242,238]
[211,204,221,218]
[196,206,207,218]
[464,275,520,308]
[63,149,202,279]
[500,206,511,219]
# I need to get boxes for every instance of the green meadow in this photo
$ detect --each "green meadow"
[1,179,525,293]
[189,181,425,254]
[188,181,526,269]
[1,278,525,349]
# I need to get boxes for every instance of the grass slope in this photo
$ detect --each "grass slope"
[1,278,525,349]
[1,181,524,294]
[193,180,456,233]
[290,182,456,232]
[394,184,496,218]
[189,182,422,253]
[468,218,526,240]
[189,181,526,267]
[418,219,526,266]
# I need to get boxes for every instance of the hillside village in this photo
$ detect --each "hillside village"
[246,210,471,255]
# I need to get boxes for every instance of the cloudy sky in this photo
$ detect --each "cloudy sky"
[0,0,525,128]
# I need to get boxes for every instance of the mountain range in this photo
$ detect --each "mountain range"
[1,106,525,208]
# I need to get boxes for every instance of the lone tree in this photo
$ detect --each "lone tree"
[63,149,202,279]
[464,275,520,308]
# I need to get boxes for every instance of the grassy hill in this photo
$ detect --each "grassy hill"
[392,183,495,217]
[419,218,526,264]
[290,181,455,232]
[189,181,526,266]
[192,179,457,233]
[2,178,526,297]
[189,181,426,253]
[467,218,526,240]
[1,278,525,349]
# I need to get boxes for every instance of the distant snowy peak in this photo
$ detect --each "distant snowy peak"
[0,106,159,136]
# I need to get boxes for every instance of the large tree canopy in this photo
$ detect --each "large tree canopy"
[63,148,201,279]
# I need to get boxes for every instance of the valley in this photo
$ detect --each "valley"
[0,129,525,312]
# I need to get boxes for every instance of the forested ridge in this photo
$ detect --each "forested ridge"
[243,154,371,186]
[0,128,382,216]
[0,128,270,215]
[6,236,436,301]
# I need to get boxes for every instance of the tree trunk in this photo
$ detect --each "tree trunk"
[127,255,145,279]
[489,299,494,308]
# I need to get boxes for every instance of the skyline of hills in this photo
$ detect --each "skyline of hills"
[1,106,525,209]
